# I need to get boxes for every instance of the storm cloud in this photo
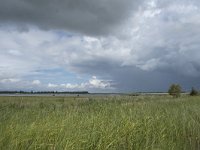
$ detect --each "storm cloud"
[0,0,141,35]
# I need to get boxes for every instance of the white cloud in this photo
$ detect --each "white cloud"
[89,76,111,89]
[48,83,58,88]
[8,49,22,56]
[0,78,20,83]
[47,76,113,90]
[32,80,41,85]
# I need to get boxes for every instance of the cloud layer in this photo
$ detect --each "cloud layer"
[1,0,200,92]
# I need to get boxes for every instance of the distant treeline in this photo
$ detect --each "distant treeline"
[0,91,89,94]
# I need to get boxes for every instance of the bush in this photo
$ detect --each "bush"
[168,84,182,98]
[190,87,199,96]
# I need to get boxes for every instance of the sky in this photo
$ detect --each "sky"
[0,0,200,92]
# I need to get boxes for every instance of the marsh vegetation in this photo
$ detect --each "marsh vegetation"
[1,95,200,149]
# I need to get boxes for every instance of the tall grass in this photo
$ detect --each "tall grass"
[1,95,200,149]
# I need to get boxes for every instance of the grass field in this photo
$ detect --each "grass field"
[1,95,200,150]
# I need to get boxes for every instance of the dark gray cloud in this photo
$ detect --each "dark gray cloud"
[0,0,141,35]
[110,67,200,92]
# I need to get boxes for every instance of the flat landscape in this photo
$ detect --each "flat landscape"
[1,95,200,150]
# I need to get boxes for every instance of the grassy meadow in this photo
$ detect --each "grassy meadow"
[1,95,200,149]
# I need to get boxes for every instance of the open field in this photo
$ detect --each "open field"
[1,95,200,150]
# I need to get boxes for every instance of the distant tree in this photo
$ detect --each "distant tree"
[168,84,182,98]
[190,87,198,96]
